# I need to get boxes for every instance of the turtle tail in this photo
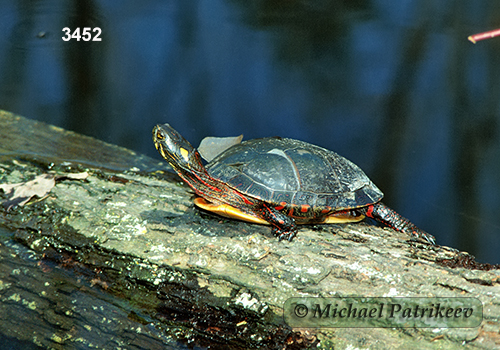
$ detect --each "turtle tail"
[360,202,436,245]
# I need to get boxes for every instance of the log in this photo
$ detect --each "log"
[0,110,499,349]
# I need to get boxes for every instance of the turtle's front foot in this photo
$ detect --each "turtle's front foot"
[272,227,297,242]
[257,203,298,241]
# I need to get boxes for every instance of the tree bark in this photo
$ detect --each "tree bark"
[0,110,498,349]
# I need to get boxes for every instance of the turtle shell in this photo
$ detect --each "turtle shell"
[205,137,383,210]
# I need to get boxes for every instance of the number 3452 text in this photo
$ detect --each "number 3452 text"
[62,27,102,41]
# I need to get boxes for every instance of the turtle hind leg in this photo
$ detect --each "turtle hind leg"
[360,202,436,245]
[257,204,297,241]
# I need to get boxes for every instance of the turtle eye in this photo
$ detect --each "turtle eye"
[156,131,164,140]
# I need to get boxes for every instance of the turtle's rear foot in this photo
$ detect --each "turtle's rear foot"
[361,202,437,245]
[409,229,436,245]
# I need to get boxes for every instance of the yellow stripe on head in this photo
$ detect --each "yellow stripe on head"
[180,147,190,163]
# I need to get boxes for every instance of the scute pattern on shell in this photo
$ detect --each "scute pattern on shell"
[206,137,383,210]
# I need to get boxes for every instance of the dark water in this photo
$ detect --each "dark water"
[0,0,499,266]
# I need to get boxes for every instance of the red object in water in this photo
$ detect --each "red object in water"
[468,28,500,43]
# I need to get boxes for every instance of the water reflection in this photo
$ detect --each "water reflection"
[0,0,499,266]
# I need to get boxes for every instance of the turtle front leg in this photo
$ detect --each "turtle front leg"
[257,204,297,241]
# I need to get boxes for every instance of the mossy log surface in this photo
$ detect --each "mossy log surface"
[0,110,499,349]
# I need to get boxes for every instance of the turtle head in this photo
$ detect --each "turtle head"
[153,123,205,173]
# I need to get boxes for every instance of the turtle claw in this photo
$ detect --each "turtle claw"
[273,227,297,242]
[424,234,436,246]
[410,230,436,245]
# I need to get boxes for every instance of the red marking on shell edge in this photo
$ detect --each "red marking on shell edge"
[365,205,374,218]
[275,205,285,211]
[320,206,332,214]
[300,204,309,213]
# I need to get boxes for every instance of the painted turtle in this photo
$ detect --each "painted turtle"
[153,123,436,245]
